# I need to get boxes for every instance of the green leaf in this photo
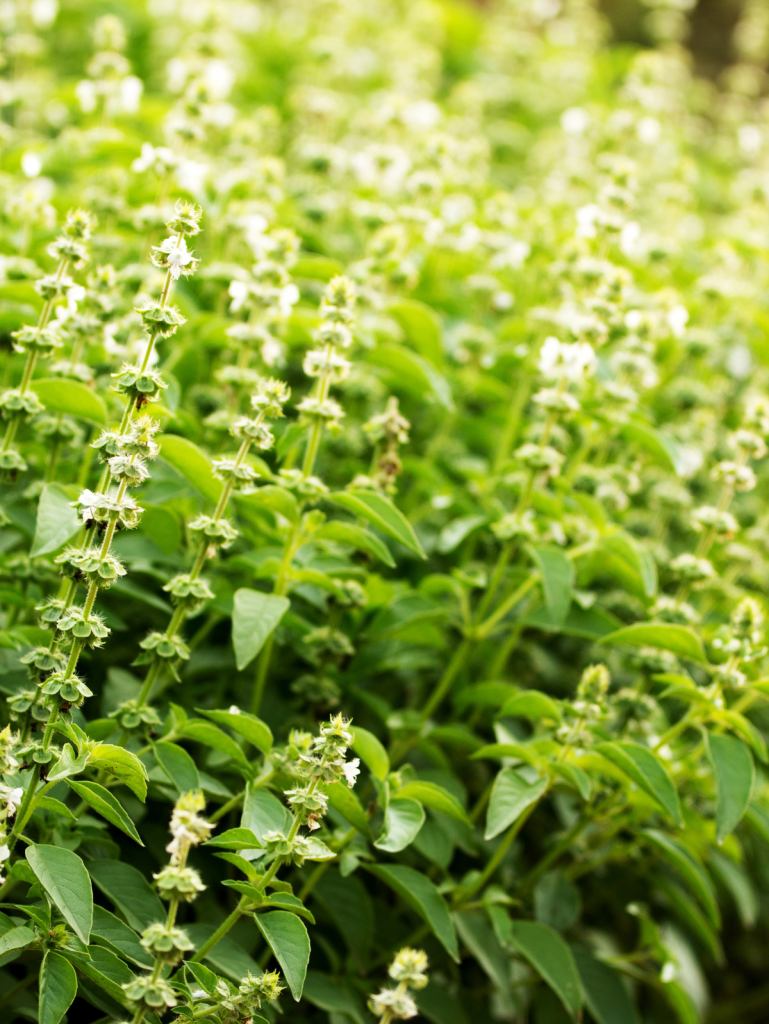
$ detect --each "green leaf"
[437,514,487,555]
[26,844,93,944]
[64,944,135,1004]
[206,827,263,850]
[620,419,685,476]
[642,830,720,927]
[706,732,754,843]
[158,433,222,503]
[138,503,181,554]
[572,949,640,1024]
[293,255,345,280]
[39,951,78,1024]
[509,920,583,1018]
[153,740,200,793]
[66,779,144,845]
[328,490,426,559]
[231,589,291,671]
[88,859,165,932]
[242,484,299,524]
[455,911,512,1000]
[367,863,459,961]
[485,769,548,841]
[92,905,154,968]
[375,797,425,852]
[303,971,370,1024]
[325,780,372,838]
[197,706,273,755]
[655,876,724,964]
[182,719,250,769]
[35,796,76,820]
[31,483,80,557]
[351,725,390,780]
[0,925,34,957]
[499,691,562,723]
[30,377,106,425]
[534,872,581,931]
[313,871,374,970]
[417,982,471,1024]
[367,342,453,410]
[596,742,683,826]
[708,849,758,929]
[241,785,294,840]
[600,623,706,664]
[529,545,574,625]
[87,744,148,801]
[396,781,470,824]
[314,520,395,567]
[186,960,219,996]
[389,298,444,367]
[263,892,316,923]
[256,910,311,1001]
[601,530,658,599]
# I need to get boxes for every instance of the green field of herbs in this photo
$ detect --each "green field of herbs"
[2,0,769,1022]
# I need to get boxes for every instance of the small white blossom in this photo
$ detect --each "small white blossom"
[342,757,360,788]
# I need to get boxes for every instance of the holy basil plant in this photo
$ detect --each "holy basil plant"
[1,0,769,1023]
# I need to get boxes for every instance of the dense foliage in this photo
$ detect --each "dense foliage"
[2,0,769,1022]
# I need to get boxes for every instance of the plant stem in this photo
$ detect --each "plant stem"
[190,897,248,963]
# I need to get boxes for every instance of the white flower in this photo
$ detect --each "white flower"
[120,75,143,114]
[7,787,23,815]
[561,106,589,134]
[175,159,209,196]
[153,237,199,280]
[667,304,689,339]
[75,489,103,522]
[20,151,42,179]
[538,336,596,382]
[342,757,360,788]
[277,283,300,318]
[132,143,177,175]
[229,705,241,715]
[0,844,9,863]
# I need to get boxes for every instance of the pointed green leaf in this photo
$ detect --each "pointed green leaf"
[181,719,250,769]
[367,342,453,410]
[499,691,562,723]
[389,298,444,367]
[92,906,154,968]
[596,741,682,826]
[66,779,143,845]
[572,949,640,1024]
[63,944,135,1003]
[158,433,222,503]
[87,744,148,801]
[328,490,426,559]
[206,827,263,850]
[26,845,93,944]
[455,911,512,999]
[256,910,311,1001]
[232,589,291,671]
[530,545,574,625]
[198,705,273,755]
[325,780,372,838]
[367,864,459,961]
[39,951,78,1024]
[243,484,300,523]
[351,725,389,780]
[30,377,106,426]
[642,830,720,927]
[241,785,294,840]
[485,769,548,841]
[396,781,470,824]
[88,859,165,931]
[153,740,200,793]
[31,483,80,557]
[510,920,583,1018]
[706,732,754,843]
[375,797,425,852]
[600,624,706,664]
[602,530,657,599]
[314,520,395,567]
[0,925,34,957]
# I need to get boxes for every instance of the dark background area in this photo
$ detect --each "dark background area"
[601,0,745,78]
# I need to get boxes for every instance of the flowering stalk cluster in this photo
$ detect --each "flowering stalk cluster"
[369,948,429,1024]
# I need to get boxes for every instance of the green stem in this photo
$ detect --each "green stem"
[7,765,40,853]
[190,897,248,963]
[454,800,541,906]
